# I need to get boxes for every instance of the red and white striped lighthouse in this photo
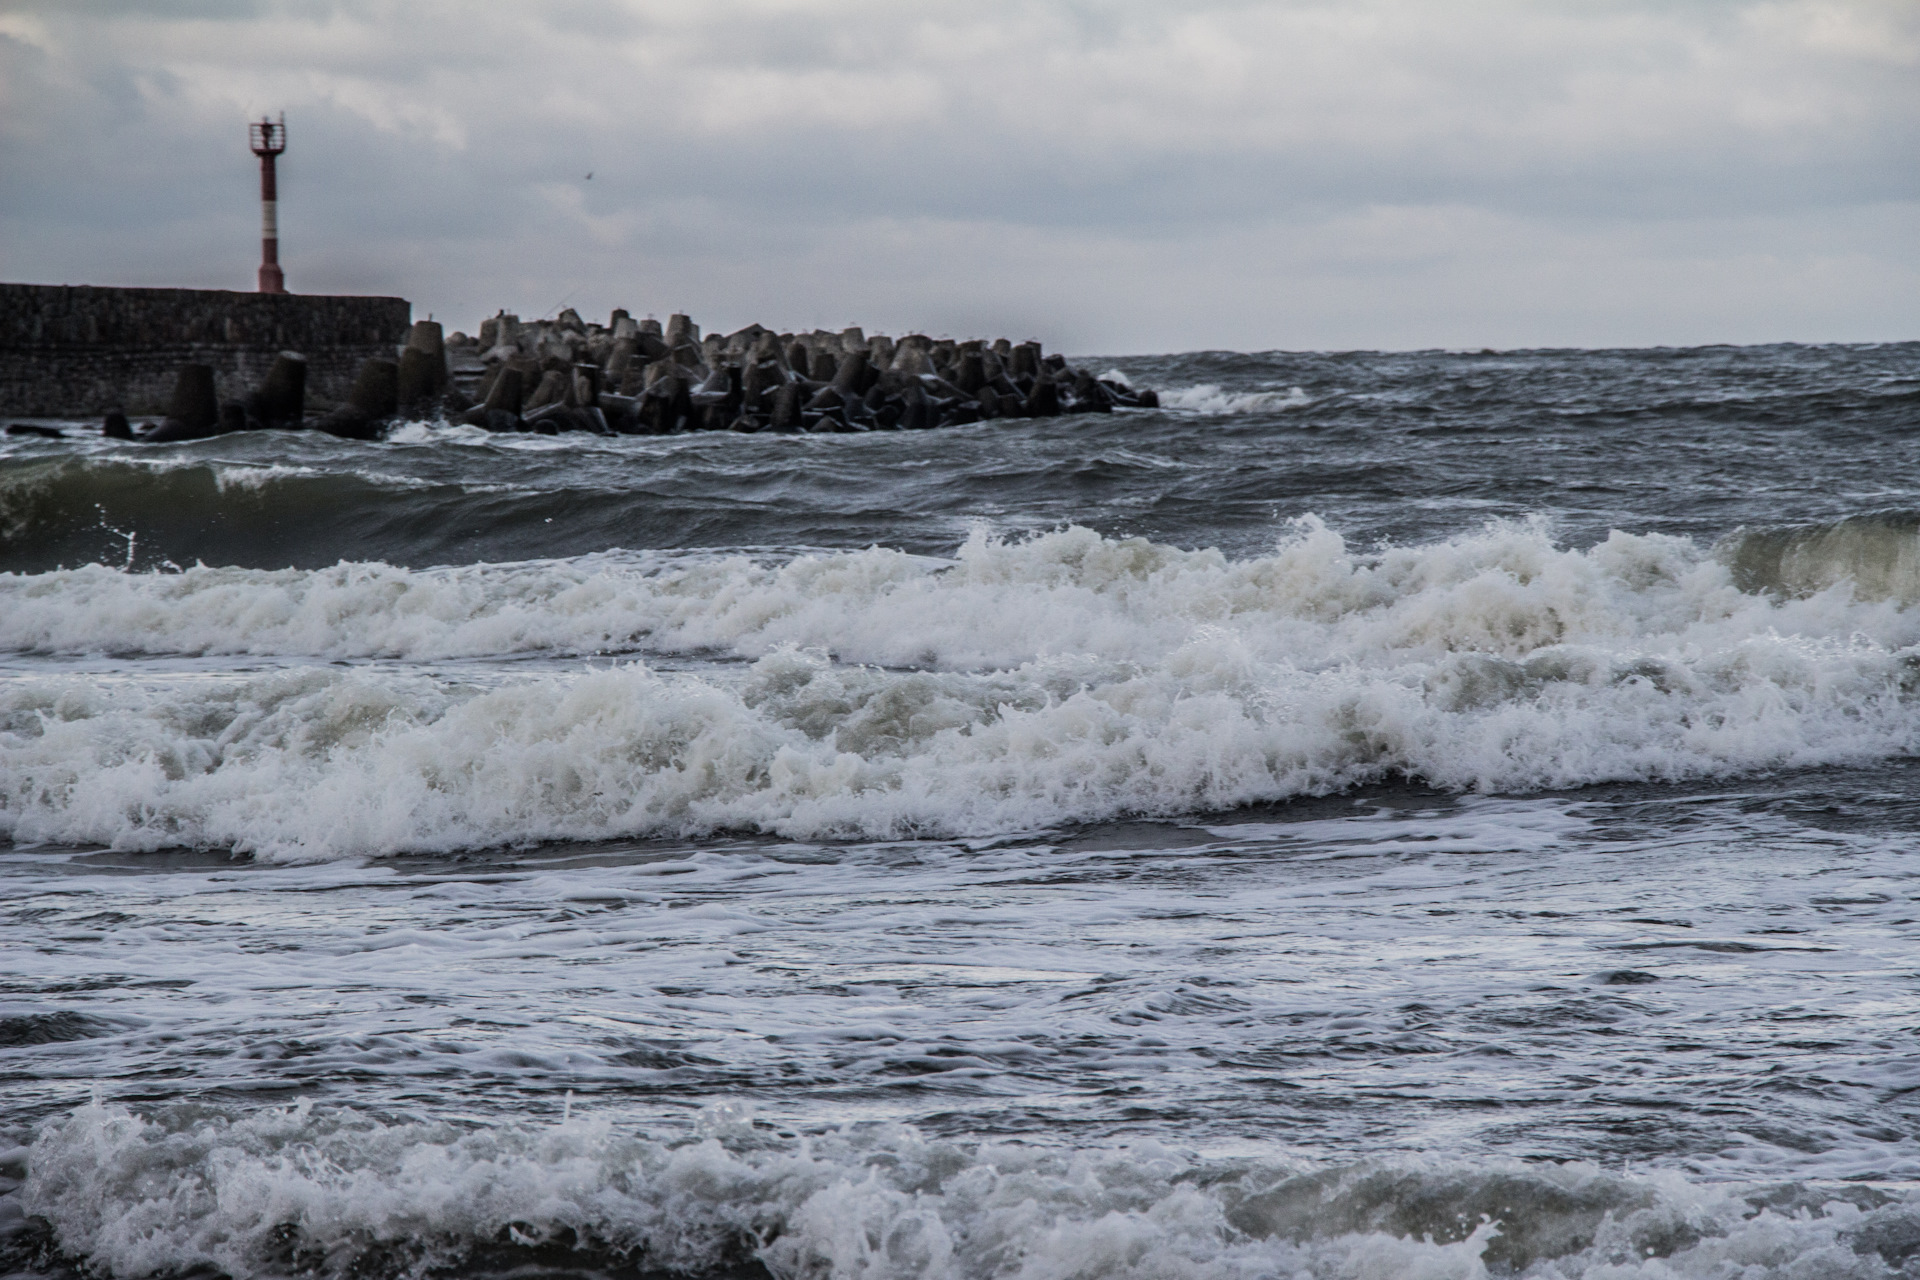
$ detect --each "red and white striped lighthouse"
[249,114,287,294]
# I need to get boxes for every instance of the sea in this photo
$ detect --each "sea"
[4,342,1920,1280]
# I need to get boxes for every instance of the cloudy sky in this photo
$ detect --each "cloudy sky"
[1,0,1915,352]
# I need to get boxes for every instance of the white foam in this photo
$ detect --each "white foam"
[382,419,487,445]
[212,463,321,493]
[384,421,663,453]
[6,520,1920,857]
[1161,383,1312,414]
[23,1100,1913,1280]
[0,516,1820,665]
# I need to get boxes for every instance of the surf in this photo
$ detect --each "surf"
[7,519,1920,859]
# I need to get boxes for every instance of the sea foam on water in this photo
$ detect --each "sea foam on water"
[6,517,1920,859]
[23,1100,1920,1280]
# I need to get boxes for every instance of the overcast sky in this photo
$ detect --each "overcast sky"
[1,0,1915,352]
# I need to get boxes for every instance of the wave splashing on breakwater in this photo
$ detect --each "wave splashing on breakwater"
[7,518,1920,858]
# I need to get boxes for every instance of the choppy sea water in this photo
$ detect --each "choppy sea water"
[4,343,1920,1279]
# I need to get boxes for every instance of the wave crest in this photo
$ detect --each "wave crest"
[1718,509,1920,604]
[6,520,1920,857]
[23,1101,1917,1280]
[1160,383,1312,414]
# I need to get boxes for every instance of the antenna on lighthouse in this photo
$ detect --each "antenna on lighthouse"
[249,114,287,294]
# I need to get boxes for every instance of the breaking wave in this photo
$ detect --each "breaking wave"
[0,453,687,574]
[17,1101,1920,1280]
[1718,509,1920,605]
[6,519,1920,859]
[1161,383,1313,414]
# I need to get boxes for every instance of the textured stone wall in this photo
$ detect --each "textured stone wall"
[0,284,411,416]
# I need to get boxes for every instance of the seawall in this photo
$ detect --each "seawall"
[0,284,410,416]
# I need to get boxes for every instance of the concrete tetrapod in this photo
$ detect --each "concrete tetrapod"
[315,357,399,440]
[143,363,220,442]
[247,352,307,428]
[349,308,1168,441]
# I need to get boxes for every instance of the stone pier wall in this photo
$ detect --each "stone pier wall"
[0,284,411,417]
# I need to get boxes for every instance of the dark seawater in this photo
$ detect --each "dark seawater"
[4,342,1920,1279]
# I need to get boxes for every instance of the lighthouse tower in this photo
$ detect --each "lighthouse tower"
[249,115,287,294]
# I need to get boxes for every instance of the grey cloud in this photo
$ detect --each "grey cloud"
[0,0,1914,349]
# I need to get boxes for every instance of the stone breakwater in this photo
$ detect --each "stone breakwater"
[62,306,1157,443]
[0,283,410,418]
[452,308,1159,437]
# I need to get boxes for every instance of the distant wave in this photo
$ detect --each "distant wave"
[1161,382,1313,414]
[7,519,1920,858]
